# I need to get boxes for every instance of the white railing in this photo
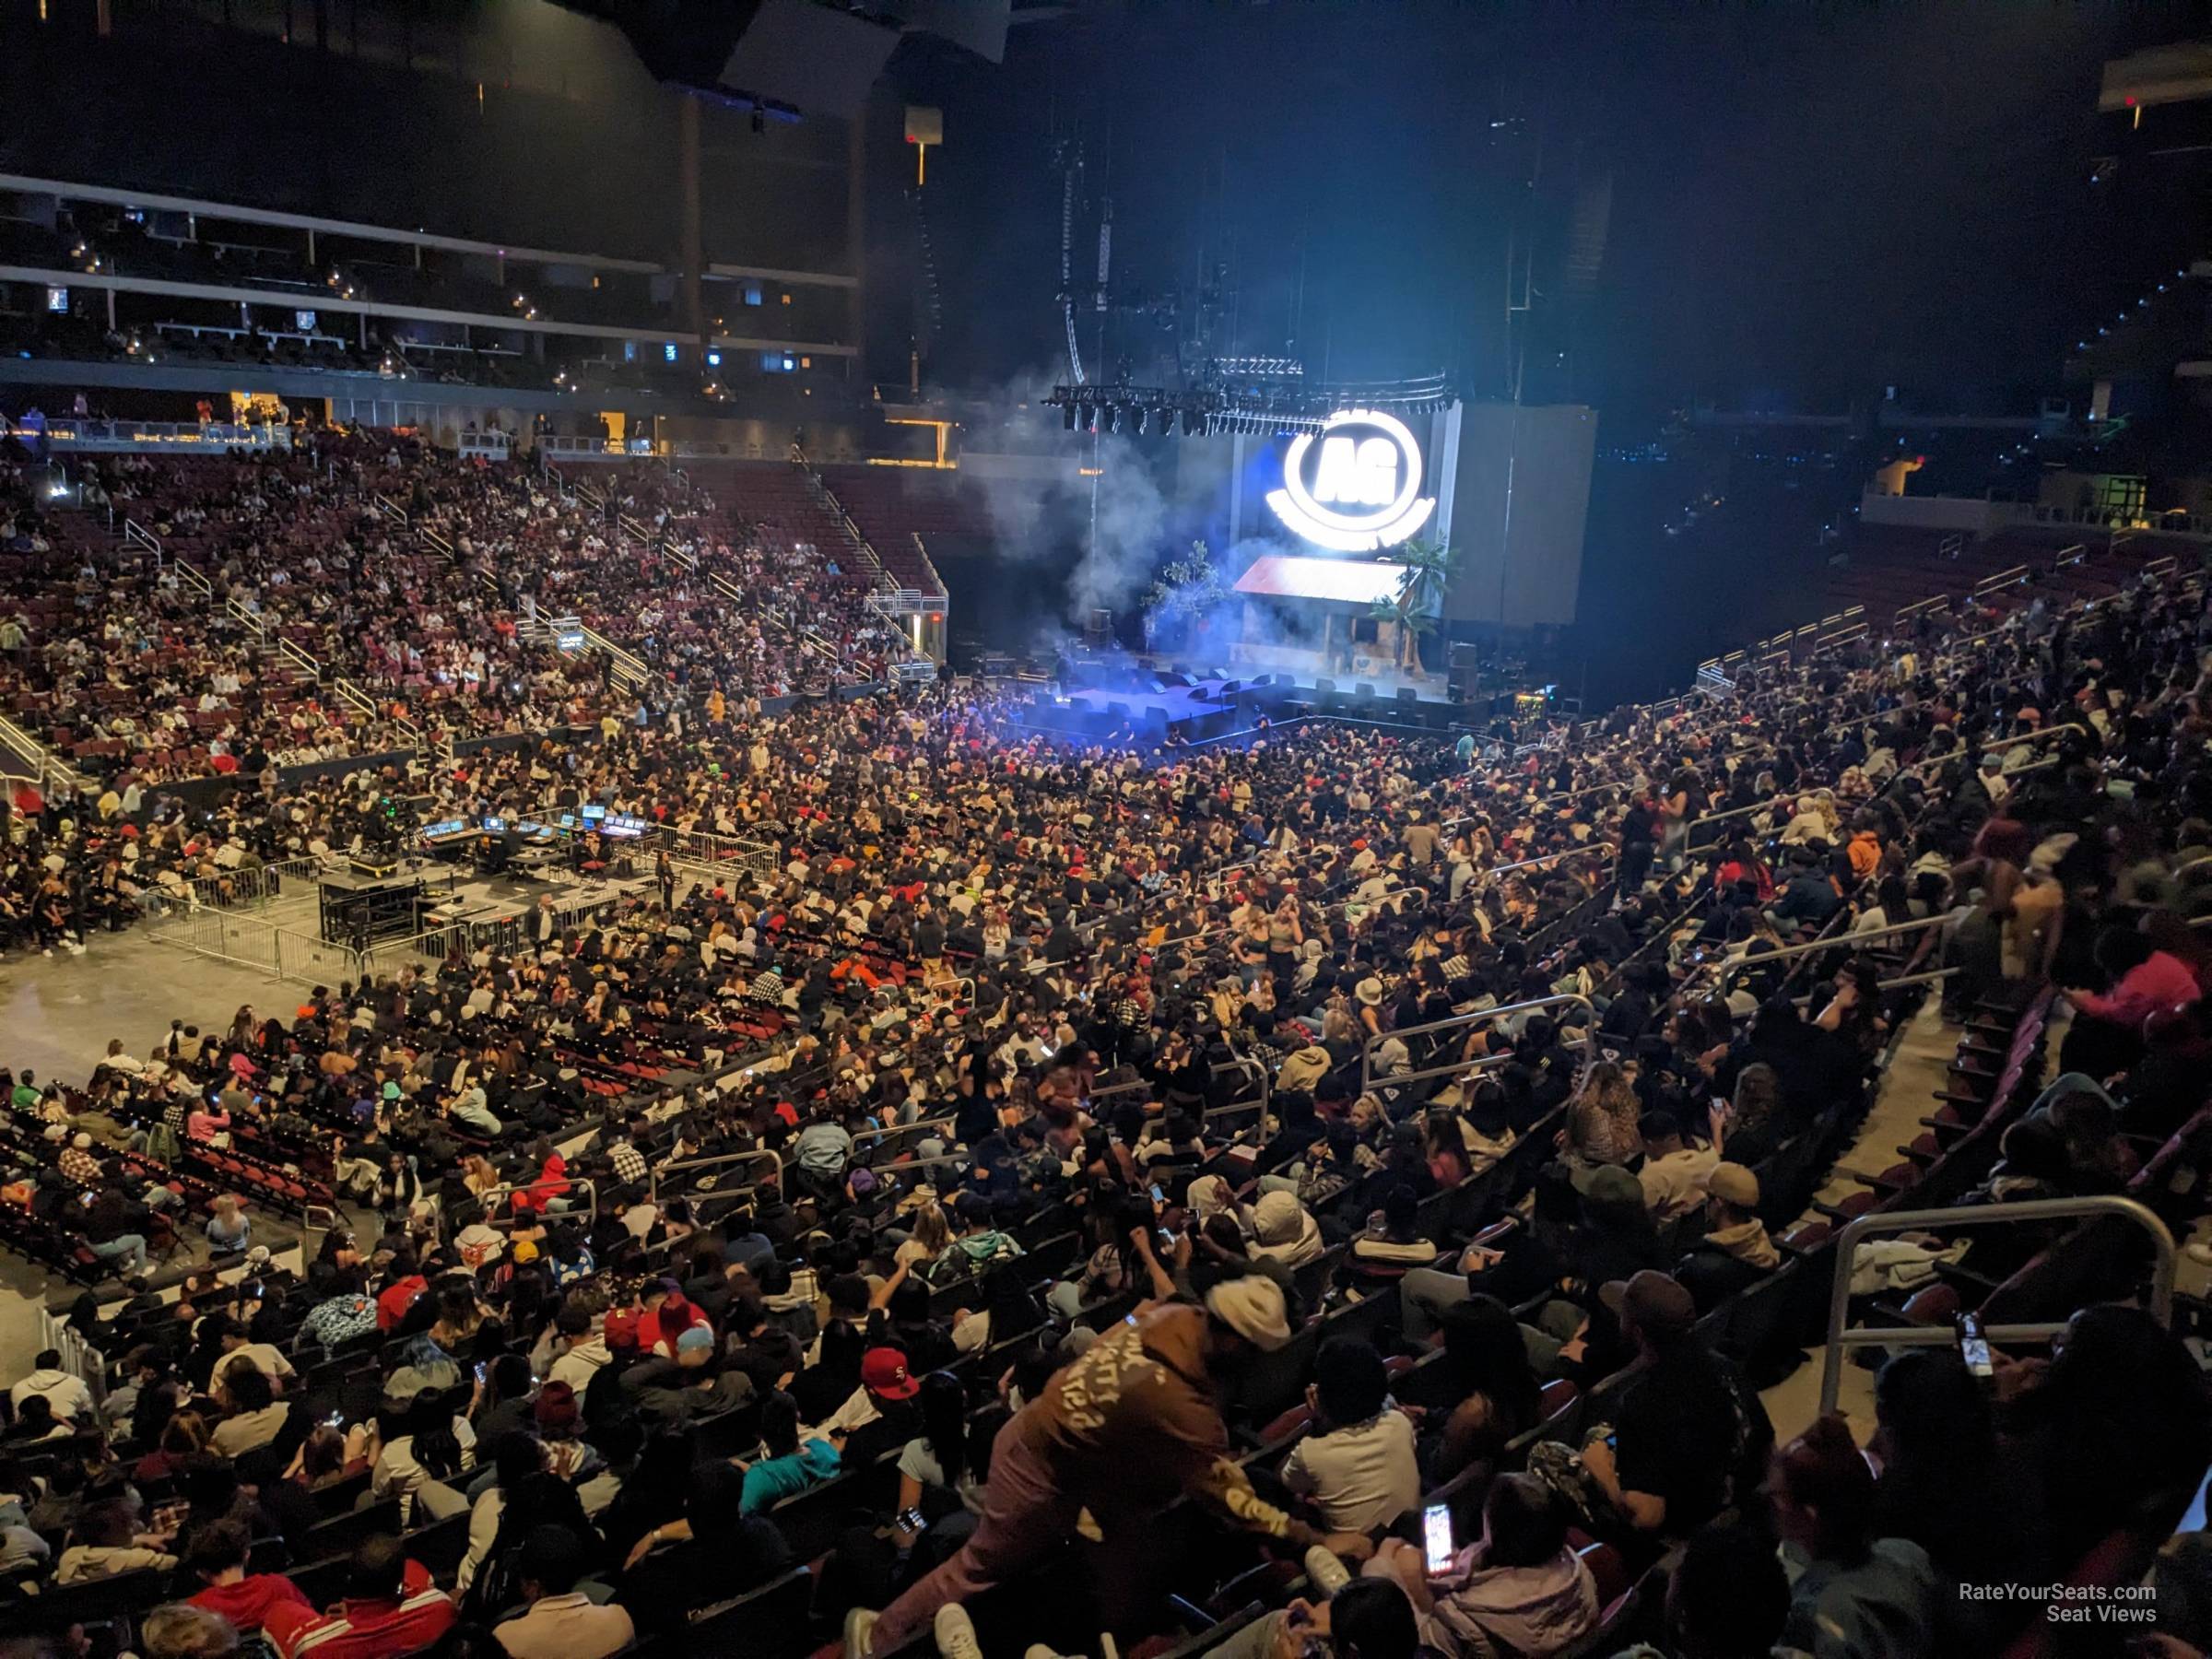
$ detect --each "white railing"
[171,556,211,598]
[0,711,89,795]
[157,905,366,987]
[122,518,163,562]
[373,491,408,524]
[146,853,328,927]
[225,596,265,641]
[536,436,661,461]
[909,533,950,600]
[868,589,940,616]
[457,432,512,461]
[795,456,894,591]
[37,420,293,454]
[276,636,322,681]
[660,826,781,877]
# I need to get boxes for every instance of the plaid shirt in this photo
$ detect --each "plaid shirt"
[607,1141,647,1186]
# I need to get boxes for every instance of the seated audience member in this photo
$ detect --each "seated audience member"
[57,1499,177,1583]
[1615,1522,1793,1659]
[185,1518,316,1643]
[1633,1111,1717,1229]
[1671,1162,1778,1312]
[492,1524,636,1659]
[11,1347,93,1423]
[207,1365,287,1459]
[140,1605,245,1659]
[1366,1472,1599,1658]
[1280,1338,1420,1535]
[1576,1272,1771,1541]
[278,1535,456,1658]
[1770,1415,1938,1659]
[1424,1297,1544,1484]
[740,1391,841,1515]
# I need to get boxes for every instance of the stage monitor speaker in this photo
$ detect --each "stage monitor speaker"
[1356,682,1377,698]
[1314,678,1337,695]
[1220,679,1243,696]
[1396,687,1420,703]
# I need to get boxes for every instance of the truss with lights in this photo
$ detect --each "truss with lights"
[1045,372,1455,437]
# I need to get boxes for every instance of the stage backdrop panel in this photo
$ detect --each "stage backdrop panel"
[1443,404,1597,629]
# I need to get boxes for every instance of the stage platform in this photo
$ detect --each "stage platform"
[1009,669,1481,747]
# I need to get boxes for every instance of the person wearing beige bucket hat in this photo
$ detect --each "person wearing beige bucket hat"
[844,1274,1374,1658]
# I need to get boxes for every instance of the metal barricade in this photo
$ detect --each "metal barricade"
[1482,843,1616,878]
[850,1117,959,1166]
[1682,799,1782,847]
[1981,722,2088,758]
[650,1148,783,1205]
[1711,912,1956,996]
[1359,993,1597,1096]
[471,1177,600,1232]
[1818,1194,2176,1414]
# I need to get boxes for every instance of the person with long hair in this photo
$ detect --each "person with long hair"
[457,1430,545,1595]
[737,1392,840,1519]
[1869,1350,2043,1652]
[1770,1414,1937,1657]
[283,1423,367,1493]
[135,1408,209,1484]
[1427,1296,1544,1483]
[369,1392,476,1524]
[1558,1061,1641,1175]
[896,1371,982,1518]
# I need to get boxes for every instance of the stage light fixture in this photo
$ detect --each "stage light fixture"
[1062,402,1077,431]
[1107,404,1124,435]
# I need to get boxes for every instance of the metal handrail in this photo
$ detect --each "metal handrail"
[649,1147,783,1205]
[1682,798,1783,842]
[470,1176,599,1233]
[1983,723,2088,755]
[850,1115,959,1160]
[1818,1194,2177,1414]
[1359,993,1597,1096]
[1712,912,1955,994]
[1484,843,1616,878]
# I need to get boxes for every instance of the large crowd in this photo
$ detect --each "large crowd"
[0,422,2207,1659]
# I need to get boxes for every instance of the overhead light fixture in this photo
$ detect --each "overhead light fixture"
[1062,402,1077,431]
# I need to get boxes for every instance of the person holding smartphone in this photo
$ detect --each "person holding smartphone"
[1366,1475,1599,1657]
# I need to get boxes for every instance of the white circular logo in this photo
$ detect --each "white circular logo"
[1265,407,1436,552]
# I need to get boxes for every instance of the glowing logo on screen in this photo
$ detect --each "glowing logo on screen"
[1265,407,1436,552]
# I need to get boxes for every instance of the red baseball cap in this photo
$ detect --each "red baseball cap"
[860,1347,921,1400]
[603,1310,641,1350]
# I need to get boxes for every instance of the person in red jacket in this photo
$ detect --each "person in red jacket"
[2060,928,2205,1076]
[374,1250,429,1333]
[637,1278,708,1358]
[185,1520,316,1646]
[280,1537,454,1659]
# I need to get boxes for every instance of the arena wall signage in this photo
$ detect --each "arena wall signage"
[1265,406,1437,552]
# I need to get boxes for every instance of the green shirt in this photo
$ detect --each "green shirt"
[738,1439,841,1515]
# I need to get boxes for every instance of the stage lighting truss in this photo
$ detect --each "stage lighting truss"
[1043,372,1454,440]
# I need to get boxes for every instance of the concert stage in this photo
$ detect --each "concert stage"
[1007,669,1483,747]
